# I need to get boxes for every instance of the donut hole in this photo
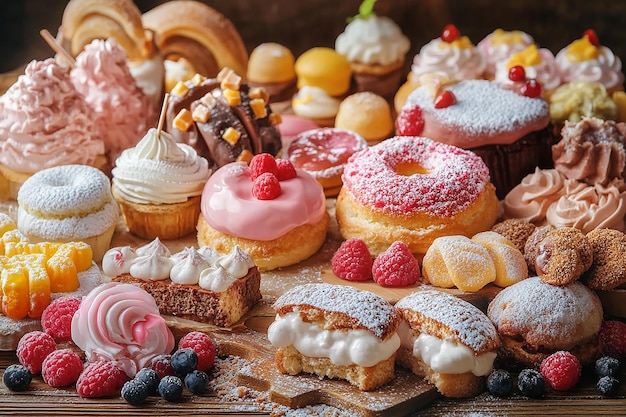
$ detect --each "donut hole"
[394,162,429,176]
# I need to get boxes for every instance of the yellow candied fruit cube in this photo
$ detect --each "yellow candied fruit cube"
[27,265,51,319]
[248,87,269,103]
[192,104,211,123]
[58,242,93,272]
[46,254,79,293]
[0,213,16,237]
[1,267,30,319]
[170,80,189,97]
[217,67,235,82]
[223,89,241,106]
[237,149,254,164]
[2,230,29,257]
[200,93,217,108]
[31,241,63,261]
[250,98,267,119]
[269,113,282,126]
[222,127,241,145]
[173,108,194,132]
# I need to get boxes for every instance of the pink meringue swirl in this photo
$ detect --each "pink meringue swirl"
[71,282,175,377]
[502,168,568,223]
[410,38,485,82]
[546,179,626,233]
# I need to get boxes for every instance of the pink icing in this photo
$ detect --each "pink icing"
[287,128,368,180]
[71,38,156,164]
[200,162,326,240]
[410,38,486,81]
[404,80,550,148]
[278,114,320,147]
[341,136,491,217]
[71,282,175,377]
[494,48,562,92]
[477,30,535,77]
[556,44,624,91]
[0,59,104,174]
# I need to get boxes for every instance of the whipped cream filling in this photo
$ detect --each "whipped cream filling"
[292,86,340,119]
[398,320,495,376]
[267,311,400,368]
[102,239,255,292]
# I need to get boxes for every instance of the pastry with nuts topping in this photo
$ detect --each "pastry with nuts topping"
[165,68,282,170]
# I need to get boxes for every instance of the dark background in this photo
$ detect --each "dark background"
[1,0,625,82]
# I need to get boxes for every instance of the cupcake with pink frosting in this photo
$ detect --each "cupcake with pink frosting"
[0,58,105,200]
[494,44,562,96]
[478,29,535,79]
[394,24,485,112]
[71,281,175,378]
[555,29,624,94]
[71,38,157,169]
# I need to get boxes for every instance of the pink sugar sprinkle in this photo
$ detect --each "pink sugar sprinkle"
[341,136,490,217]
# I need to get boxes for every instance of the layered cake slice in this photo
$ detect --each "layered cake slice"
[102,238,261,326]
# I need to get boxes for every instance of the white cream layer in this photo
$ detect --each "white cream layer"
[267,311,400,368]
[398,320,496,376]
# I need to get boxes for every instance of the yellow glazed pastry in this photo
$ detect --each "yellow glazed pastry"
[247,42,297,102]
[335,92,393,144]
[295,47,352,97]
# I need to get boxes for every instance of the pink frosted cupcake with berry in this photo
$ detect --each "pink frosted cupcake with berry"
[477,29,536,79]
[494,44,562,97]
[197,154,329,270]
[395,24,485,112]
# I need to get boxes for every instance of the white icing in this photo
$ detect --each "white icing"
[198,264,235,292]
[136,237,171,257]
[267,311,400,367]
[197,246,221,264]
[292,86,340,119]
[398,320,496,376]
[128,252,174,281]
[128,53,165,109]
[101,246,137,276]
[169,247,210,285]
[217,246,256,278]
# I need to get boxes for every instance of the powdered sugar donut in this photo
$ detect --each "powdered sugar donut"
[17,164,119,261]
[335,136,499,258]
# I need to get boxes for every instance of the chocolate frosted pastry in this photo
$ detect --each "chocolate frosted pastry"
[165,68,282,169]
[552,117,626,185]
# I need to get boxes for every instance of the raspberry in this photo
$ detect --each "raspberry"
[178,331,217,372]
[16,331,57,374]
[121,379,150,405]
[76,360,129,397]
[597,376,620,397]
[171,348,198,375]
[40,296,81,341]
[249,153,278,180]
[149,354,176,379]
[540,351,582,391]
[159,375,184,402]
[372,241,421,286]
[486,369,513,397]
[252,172,281,200]
[600,320,626,358]
[41,348,83,388]
[395,105,424,136]
[595,356,621,379]
[276,159,297,181]
[331,238,373,281]
[517,368,545,397]
[3,364,32,391]
[184,370,209,394]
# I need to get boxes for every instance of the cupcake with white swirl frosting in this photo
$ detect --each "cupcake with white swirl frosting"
[112,127,211,239]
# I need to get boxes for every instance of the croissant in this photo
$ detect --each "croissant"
[142,1,248,80]
[57,0,152,62]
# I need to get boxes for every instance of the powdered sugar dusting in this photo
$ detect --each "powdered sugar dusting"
[342,136,491,216]
[405,80,549,139]
[273,283,397,339]
[395,289,499,353]
[487,277,603,346]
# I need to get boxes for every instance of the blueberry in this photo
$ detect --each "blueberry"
[121,379,150,405]
[3,364,32,391]
[171,348,198,375]
[597,376,620,397]
[595,356,621,379]
[135,368,160,395]
[487,369,513,397]
[184,370,209,395]
[517,368,544,398]
[158,375,183,402]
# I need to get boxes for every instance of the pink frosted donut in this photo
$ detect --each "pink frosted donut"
[336,136,499,257]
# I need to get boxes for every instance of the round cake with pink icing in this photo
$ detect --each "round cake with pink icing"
[197,155,330,270]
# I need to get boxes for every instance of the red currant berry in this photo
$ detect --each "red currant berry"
[508,65,526,82]
[583,29,600,46]
[520,79,542,98]
[433,90,456,109]
[441,24,460,43]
